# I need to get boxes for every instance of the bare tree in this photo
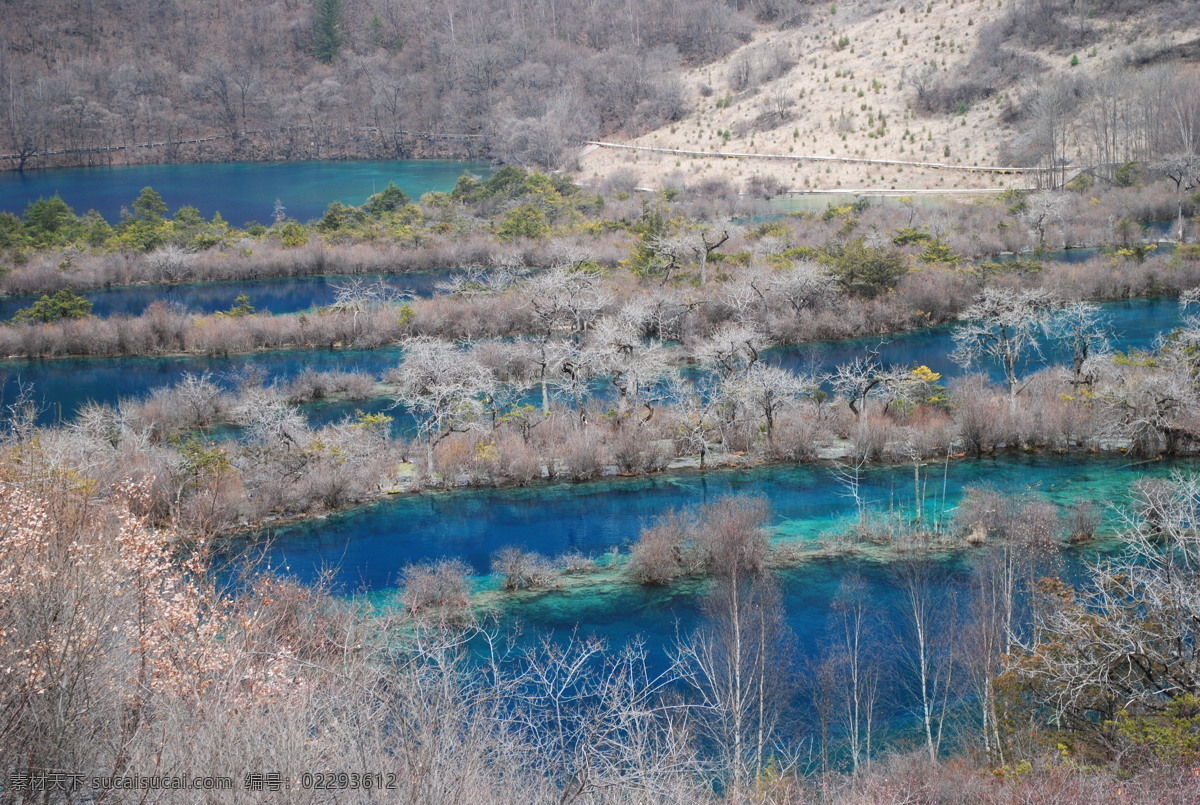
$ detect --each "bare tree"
[687,222,734,287]
[678,573,793,801]
[830,344,915,421]
[1095,304,1200,456]
[892,558,960,762]
[951,288,1059,408]
[436,262,523,298]
[828,574,884,774]
[329,276,411,342]
[546,339,598,424]
[169,371,225,428]
[1151,151,1200,243]
[647,221,737,286]
[517,633,707,804]
[695,322,771,379]
[1097,362,1196,457]
[1009,474,1200,757]
[391,337,496,478]
[904,62,940,112]
[1018,191,1068,248]
[719,363,817,448]
[147,244,196,282]
[522,264,611,412]
[1050,301,1111,391]
[672,497,793,800]
[588,305,672,422]
[956,490,1061,761]
[665,376,721,469]
[1025,79,1080,189]
[721,262,834,334]
[232,388,309,450]
[769,260,838,314]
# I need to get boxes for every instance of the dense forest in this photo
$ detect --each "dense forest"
[0,0,774,168]
[4,0,1198,176]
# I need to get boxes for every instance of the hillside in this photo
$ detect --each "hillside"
[0,0,756,170]
[3,0,1197,195]
[576,0,1200,193]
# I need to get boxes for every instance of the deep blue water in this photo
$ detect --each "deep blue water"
[0,243,1121,323]
[0,297,1182,426]
[250,453,1175,593]
[0,271,459,320]
[0,347,401,424]
[0,159,488,225]
[989,242,1176,265]
[240,452,1187,754]
[768,296,1178,383]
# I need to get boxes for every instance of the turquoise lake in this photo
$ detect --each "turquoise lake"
[242,451,1189,746]
[3,160,1190,756]
[0,159,489,225]
[254,453,1177,591]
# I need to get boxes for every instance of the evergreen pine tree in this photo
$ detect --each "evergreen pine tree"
[312,0,345,64]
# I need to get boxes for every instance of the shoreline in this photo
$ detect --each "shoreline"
[0,264,464,302]
[0,141,488,175]
[236,439,1169,540]
[0,279,1180,365]
[260,448,1191,616]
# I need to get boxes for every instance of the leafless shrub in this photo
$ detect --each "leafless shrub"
[628,509,696,585]
[147,244,196,282]
[744,174,789,200]
[609,427,672,473]
[399,559,474,623]
[950,374,1006,454]
[600,168,642,195]
[955,488,1061,552]
[555,427,606,481]
[717,418,759,455]
[1063,500,1101,543]
[770,409,824,461]
[558,551,600,575]
[486,435,545,486]
[850,414,893,461]
[491,547,559,592]
[628,496,771,584]
[285,369,378,402]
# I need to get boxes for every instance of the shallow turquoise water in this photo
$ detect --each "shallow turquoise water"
[246,452,1190,751]
[0,159,488,225]
[252,453,1187,592]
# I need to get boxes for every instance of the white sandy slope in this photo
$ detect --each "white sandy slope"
[574,0,1199,194]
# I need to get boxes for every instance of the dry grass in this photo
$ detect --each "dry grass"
[576,0,1200,194]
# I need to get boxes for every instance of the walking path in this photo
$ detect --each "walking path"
[583,140,1033,175]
